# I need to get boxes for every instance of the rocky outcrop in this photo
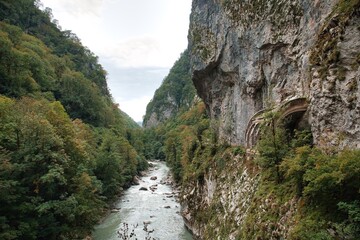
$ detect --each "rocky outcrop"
[189,0,360,149]
[181,153,301,239]
[143,50,196,128]
[309,4,360,149]
[184,0,360,238]
[144,99,177,128]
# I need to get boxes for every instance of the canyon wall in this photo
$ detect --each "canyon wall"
[183,0,360,238]
[189,0,360,149]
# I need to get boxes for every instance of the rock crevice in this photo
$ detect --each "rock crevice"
[189,0,360,148]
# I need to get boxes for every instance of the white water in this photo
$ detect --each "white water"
[92,161,193,240]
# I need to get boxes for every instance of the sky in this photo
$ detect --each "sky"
[40,0,192,122]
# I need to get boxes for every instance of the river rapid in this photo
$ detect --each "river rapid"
[92,161,193,240]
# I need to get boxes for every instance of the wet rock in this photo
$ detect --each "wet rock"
[139,171,147,177]
[139,187,148,191]
[150,176,157,180]
[132,176,140,185]
[111,208,121,213]
[164,206,171,209]
[149,185,157,192]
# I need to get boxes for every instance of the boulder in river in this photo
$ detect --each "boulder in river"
[164,206,171,209]
[150,176,157,180]
[111,208,121,213]
[139,187,148,191]
[149,185,157,192]
[132,176,140,185]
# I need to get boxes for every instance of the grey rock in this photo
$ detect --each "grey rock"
[183,0,360,239]
[189,0,360,149]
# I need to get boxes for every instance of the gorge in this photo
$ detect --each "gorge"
[144,0,360,239]
[0,0,359,239]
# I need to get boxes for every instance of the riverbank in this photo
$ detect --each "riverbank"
[92,161,193,240]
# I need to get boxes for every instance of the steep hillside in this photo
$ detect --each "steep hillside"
[189,0,360,150]
[177,0,360,239]
[0,1,147,239]
[143,50,196,128]
[148,0,360,239]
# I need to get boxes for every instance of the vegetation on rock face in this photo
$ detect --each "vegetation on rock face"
[143,49,196,127]
[1,0,359,239]
[310,0,360,82]
[0,1,147,239]
[246,111,360,239]
[156,95,360,239]
[221,0,303,28]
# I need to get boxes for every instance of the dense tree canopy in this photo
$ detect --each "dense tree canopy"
[0,1,147,239]
[143,49,196,126]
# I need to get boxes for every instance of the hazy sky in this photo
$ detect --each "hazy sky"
[40,0,192,122]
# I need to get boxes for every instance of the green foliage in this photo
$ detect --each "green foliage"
[255,116,360,239]
[0,95,145,239]
[256,112,290,182]
[164,102,210,182]
[94,129,139,198]
[143,49,196,126]
[250,109,360,239]
[0,2,147,238]
[142,127,166,160]
[337,201,360,238]
[303,149,360,210]
[290,211,333,240]
[57,70,110,126]
[0,0,110,96]
[0,96,99,239]
[232,146,245,156]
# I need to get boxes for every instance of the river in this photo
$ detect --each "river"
[92,161,193,240]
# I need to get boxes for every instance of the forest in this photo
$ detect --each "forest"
[0,1,147,239]
[1,0,359,239]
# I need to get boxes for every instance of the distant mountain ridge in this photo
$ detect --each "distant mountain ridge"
[143,50,196,128]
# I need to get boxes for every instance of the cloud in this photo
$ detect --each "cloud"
[50,0,104,16]
[103,65,168,101]
[118,95,153,122]
[101,38,173,68]
[105,66,169,122]
[40,0,192,121]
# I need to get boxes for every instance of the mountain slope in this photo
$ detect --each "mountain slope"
[143,50,196,128]
[143,0,360,239]
[0,1,147,239]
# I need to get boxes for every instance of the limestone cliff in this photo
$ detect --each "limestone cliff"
[189,0,360,149]
[182,0,360,239]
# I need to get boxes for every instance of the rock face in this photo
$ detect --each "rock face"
[181,155,299,239]
[189,0,360,149]
[184,0,360,238]
[143,50,196,128]
[144,107,175,128]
